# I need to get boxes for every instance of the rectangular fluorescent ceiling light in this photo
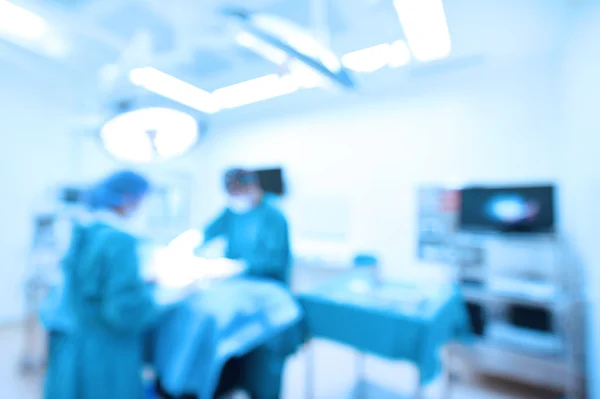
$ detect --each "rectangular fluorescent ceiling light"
[130,39,414,113]
[130,67,220,114]
[213,74,298,109]
[343,43,390,73]
[342,40,411,73]
[0,0,47,40]
[0,0,66,57]
[393,0,451,62]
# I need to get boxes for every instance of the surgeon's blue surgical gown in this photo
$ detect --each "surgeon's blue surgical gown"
[204,200,291,286]
[41,223,158,399]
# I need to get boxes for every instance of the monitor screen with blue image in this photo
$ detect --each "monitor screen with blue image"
[459,185,555,233]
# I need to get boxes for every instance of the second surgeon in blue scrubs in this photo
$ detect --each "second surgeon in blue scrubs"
[199,168,291,286]
[42,170,158,399]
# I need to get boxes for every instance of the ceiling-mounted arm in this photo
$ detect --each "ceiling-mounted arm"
[98,30,154,93]
[311,0,330,46]
[139,0,236,67]
[40,1,125,51]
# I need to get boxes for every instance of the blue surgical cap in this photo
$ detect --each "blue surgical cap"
[224,168,258,193]
[85,170,150,210]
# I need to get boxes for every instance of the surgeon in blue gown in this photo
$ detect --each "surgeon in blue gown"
[198,168,291,286]
[42,171,159,399]
[188,168,291,399]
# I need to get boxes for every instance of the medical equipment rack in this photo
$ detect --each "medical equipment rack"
[416,185,585,398]
[451,233,586,399]
[20,207,74,375]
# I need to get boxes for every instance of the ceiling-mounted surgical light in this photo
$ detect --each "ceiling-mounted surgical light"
[100,107,200,163]
[343,44,392,73]
[285,63,323,89]
[388,40,411,68]
[393,0,451,62]
[235,31,324,89]
[342,40,411,73]
[225,8,355,90]
[213,74,299,109]
[127,38,413,113]
[129,67,220,114]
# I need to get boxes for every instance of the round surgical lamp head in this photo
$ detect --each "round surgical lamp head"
[223,8,356,90]
[100,107,201,164]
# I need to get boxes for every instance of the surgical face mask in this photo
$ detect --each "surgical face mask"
[121,199,150,235]
[228,196,254,214]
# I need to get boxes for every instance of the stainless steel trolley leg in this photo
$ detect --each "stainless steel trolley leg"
[355,352,366,399]
[443,347,455,399]
[20,280,40,374]
[414,367,422,399]
[305,340,315,399]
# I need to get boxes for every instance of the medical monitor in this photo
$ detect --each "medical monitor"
[255,168,285,195]
[459,185,555,234]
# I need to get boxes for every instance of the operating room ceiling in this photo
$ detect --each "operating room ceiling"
[1,0,360,77]
[0,0,568,97]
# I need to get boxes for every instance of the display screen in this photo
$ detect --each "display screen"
[255,168,285,195]
[61,187,83,204]
[459,185,555,233]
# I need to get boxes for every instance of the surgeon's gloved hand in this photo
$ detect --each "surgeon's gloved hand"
[202,258,246,280]
[154,280,200,306]
[193,244,206,257]
[169,229,204,254]
[195,237,227,258]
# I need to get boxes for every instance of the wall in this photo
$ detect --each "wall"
[191,57,563,279]
[0,59,78,323]
[562,2,600,397]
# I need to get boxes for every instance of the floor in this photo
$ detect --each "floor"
[1,266,561,399]
[0,323,559,399]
